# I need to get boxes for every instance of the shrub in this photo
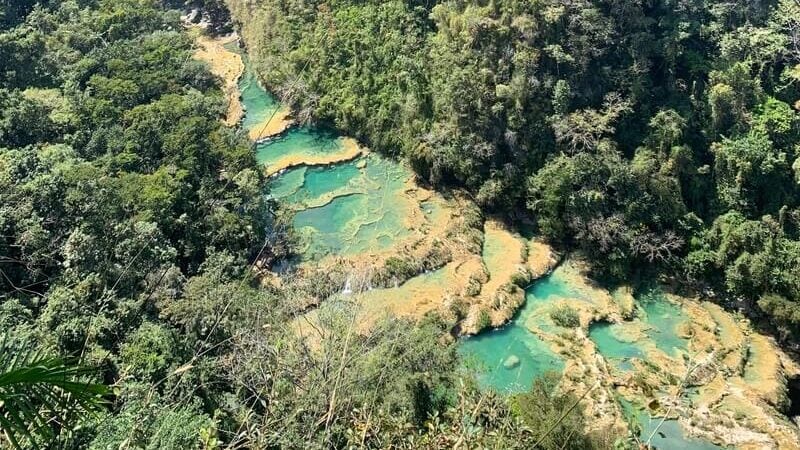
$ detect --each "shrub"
[510,270,531,288]
[476,309,492,331]
[550,305,580,328]
[385,256,418,280]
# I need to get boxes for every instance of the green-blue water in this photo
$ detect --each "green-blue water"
[587,293,715,449]
[458,272,576,394]
[460,271,715,449]
[588,323,643,371]
[232,40,421,262]
[588,290,688,373]
[620,400,726,450]
[269,163,362,205]
[255,126,354,169]
[638,292,689,356]
[276,154,413,260]
[237,55,281,133]
[527,270,590,305]
[459,320,563,394]
[458,268,612,394]
[235,50,414,260]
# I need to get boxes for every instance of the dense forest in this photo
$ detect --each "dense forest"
[228,0,800,344]
[0,1,615,448]
[4,0,800,447]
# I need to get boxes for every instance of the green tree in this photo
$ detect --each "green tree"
[712,131,793,214]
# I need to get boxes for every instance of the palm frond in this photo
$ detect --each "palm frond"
[0,335,109,450]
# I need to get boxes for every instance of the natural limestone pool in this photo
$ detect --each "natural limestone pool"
[268,153,414,260]
[459,269,723,449]
[227,38,800,450]
[620,399,725,450]
[588,290,688,373]
[237,56,281,134]
[458,263,599,394]
[458,277,568,394]
[236,59,415,260]
[256,127,363,176]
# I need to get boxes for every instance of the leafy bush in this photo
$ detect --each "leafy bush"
[384,256,417,279]
[551,305,581,328]
[476,309,493,331]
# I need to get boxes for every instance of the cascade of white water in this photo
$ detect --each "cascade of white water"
[342,276,352,295]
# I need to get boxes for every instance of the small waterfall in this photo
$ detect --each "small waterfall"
[342,276,352,295]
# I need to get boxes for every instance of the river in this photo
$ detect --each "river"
[221,37,800,450]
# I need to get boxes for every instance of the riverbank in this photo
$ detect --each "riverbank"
[248,108,294,141]
[262,136,365,176]
[191,30,243,126]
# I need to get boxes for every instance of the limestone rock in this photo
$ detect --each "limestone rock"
[526,240,558,279]
[504,355,521,369]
